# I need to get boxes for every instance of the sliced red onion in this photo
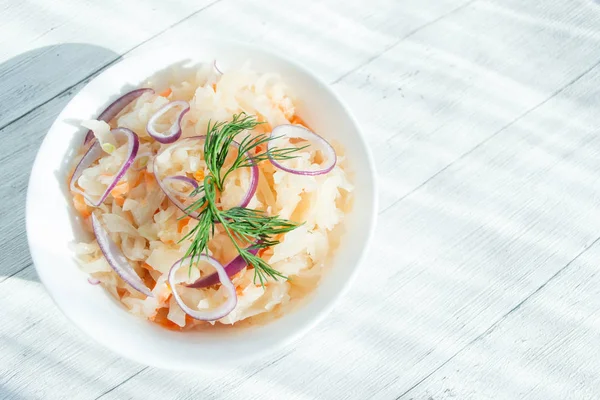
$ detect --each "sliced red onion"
[70,142,103,197]
[84,88,154,145]
[187,247,259,288]
[153,136,258,218]
[88,277,101,285]
[163,175,199,197]
[146,101,190,144]
[268,124,336,176]
[157,175,202,217]
[70,128,139,207]
[132,152,153,171]
[91,213,153,297]
[213,60,223,75]
[237,146,259,208]
[169,255,236,321]
[235,148,259,208]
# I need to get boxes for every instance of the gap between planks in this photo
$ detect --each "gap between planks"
[378,55,600,217]
[395,233,600,400]
[371,54,600,400]
[331,0,478,85]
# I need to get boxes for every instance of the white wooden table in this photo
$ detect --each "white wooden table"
[3,0,600,398]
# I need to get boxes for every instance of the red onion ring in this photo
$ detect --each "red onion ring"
[153,136,258,218]
[158,175,202,216]
[84,88,154,145]
[232,137,259,208]
[70,128,139,207]
[187,247,259,288]
[268,124,336,176]
[91,213,153,297]
[88,277,101,285]
[168,255,236,321]
[146,100,190,144]
[163,175,199,197]
[213,60,223,75]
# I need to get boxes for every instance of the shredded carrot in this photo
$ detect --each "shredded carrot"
[110,181,129,207]
[193,170,205,181]
[150,308,181,330]
[141,270,157,291]
[262,123,273,134]
[141,262,155,272]
[177,217,190,233]
[290,115,310,129]
[159,88,172,97]
[212,83,217,91]
[111,180,129,197]
[131,172,144,188]
[114,196,125,207]
[158,286,172,303]
[144,170,156,188]
[257,248,268,258]
[156,319,181,330]
[73,193,92,218]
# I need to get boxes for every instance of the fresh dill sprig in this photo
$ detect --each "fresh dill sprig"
[229,132,310,171]
[180,176,216,267]
[180,113,305,285]
[220,207,300,240]
[238,247,288,287]
[213,208,296,285]
[203,114,261,190]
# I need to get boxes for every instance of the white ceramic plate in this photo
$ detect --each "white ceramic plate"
[26,40,377,370]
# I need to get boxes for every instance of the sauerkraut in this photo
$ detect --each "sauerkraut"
[70,61,353,329]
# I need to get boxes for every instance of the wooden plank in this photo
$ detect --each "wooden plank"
[123,0,474,84]
[370,63,600,399]
[0,267,143,400]
[332,0,600,211]
[0,0,219,129]
[0,85,77,280]
[0,0,469,131]
[400,240,600,400]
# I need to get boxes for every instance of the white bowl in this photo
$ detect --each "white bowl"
[26,40,377,370]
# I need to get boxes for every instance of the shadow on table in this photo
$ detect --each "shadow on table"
[0,43,119,283]
[0,387,28,400]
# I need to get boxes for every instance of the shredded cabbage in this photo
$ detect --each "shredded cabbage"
[70,62,354,329]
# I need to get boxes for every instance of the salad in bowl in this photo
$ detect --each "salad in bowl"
[27,41,376,369]
[70,61,353,329]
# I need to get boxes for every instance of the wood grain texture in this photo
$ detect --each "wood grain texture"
[0,0,219,129]
[0,268,142,400]
[401,239,600,400]
[2,0,600,399]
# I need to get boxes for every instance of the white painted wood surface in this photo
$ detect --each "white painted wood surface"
[2,0,600,398]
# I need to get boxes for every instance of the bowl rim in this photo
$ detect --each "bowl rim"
[26,39,378,370]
